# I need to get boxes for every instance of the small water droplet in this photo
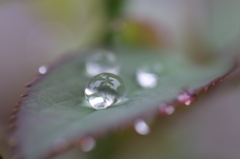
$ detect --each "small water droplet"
[185,100,191,105]
[177,93,194,106]
[136,63,163,88]
[85,73,127,110]
[160,105,175,115]
[86,49,120,76]
[38,65,47,74]
[79,136,96,152]
[134,119,150,135]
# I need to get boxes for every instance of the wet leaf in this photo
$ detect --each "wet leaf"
[12,48,234,159]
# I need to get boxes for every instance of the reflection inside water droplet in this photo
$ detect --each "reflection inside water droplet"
[136,63,163,88]
[134,119,150,135]
[86,49,120,76]
[85,73,127,110]
[80,136,96,152]
[39,66,47,74]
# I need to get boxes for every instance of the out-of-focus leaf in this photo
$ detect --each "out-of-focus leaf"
[11,47,233,159]
[113,19,169,47]
[121,0,187,49]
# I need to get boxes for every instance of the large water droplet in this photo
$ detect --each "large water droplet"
[134,119,150,135]
[86,49,120,76]
[136,63,163,88]
[85,73,127,110]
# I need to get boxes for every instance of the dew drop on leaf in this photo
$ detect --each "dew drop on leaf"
[160,105,175,115]
[177,92,194,106]
[86,49,120,76]
[134,119,150,135]
[136,63,163,88]
[38,65,47,74]
[79,136,96,152]
[85,73,127,110]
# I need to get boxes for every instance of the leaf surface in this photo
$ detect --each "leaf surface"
[12,48,234,159]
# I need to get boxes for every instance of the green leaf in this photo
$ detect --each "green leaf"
[12,48,233,159]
